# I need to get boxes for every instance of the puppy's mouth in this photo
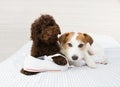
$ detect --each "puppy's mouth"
[69,55,84,61]
[71,55,79,61]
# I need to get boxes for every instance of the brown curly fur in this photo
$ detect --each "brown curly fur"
[31,14,61,57]
[21,14,67,75]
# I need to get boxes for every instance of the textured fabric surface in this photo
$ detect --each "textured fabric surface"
[0,42,120,87]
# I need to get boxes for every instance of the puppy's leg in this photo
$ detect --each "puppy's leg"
[84,52,96,68]
[94,55,108,65]
[87,43,108,65]
[83,43,96,68]
[52,56,67,65]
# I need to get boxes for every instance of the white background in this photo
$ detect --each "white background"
[0,0,120,61]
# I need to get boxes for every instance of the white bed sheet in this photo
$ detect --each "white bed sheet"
[0,41,120,87]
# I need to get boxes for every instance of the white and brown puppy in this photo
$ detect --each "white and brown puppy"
[59,32,107,68]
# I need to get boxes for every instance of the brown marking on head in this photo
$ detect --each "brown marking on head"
[77,33,93,45]
[59,32,74,49]
[59,32,74,45]
[59,32,75,49]
[83,33,93,45]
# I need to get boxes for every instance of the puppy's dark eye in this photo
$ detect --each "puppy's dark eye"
[68,43,72,47]
[78,44,84,48]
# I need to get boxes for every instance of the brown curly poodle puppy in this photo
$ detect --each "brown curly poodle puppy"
[21,14,67,75]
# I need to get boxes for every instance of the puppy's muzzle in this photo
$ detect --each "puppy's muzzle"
[72,55,78,60]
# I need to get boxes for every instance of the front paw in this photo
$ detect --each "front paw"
[100,60,108,65]
[52,56,67,66]
[87,62,97,68]
[95,59,108,65]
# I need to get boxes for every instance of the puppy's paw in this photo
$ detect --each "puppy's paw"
[95,59,108,65]
[87,62,97,68]
[52,56,67,66]
[100,60,108,65]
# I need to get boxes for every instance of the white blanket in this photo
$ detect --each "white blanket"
[0,41,120,87]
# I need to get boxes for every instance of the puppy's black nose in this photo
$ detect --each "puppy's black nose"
[72,55,78,60]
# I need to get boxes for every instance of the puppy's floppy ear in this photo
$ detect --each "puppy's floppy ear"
[58,26,61,34]
[83,33,93,45]
[31,22,41,42]
[59,33,69,44]
[55,25,61,35]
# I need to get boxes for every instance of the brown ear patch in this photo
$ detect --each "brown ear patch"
[59,32,74,45]
[77,33,93,45]
[77,33,86,43]
[83,33,93,45]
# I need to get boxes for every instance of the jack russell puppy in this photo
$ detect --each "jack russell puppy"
[59,32,107,68]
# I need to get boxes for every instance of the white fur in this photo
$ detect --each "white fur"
[64,33,85,61]
[60,32,107,68]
